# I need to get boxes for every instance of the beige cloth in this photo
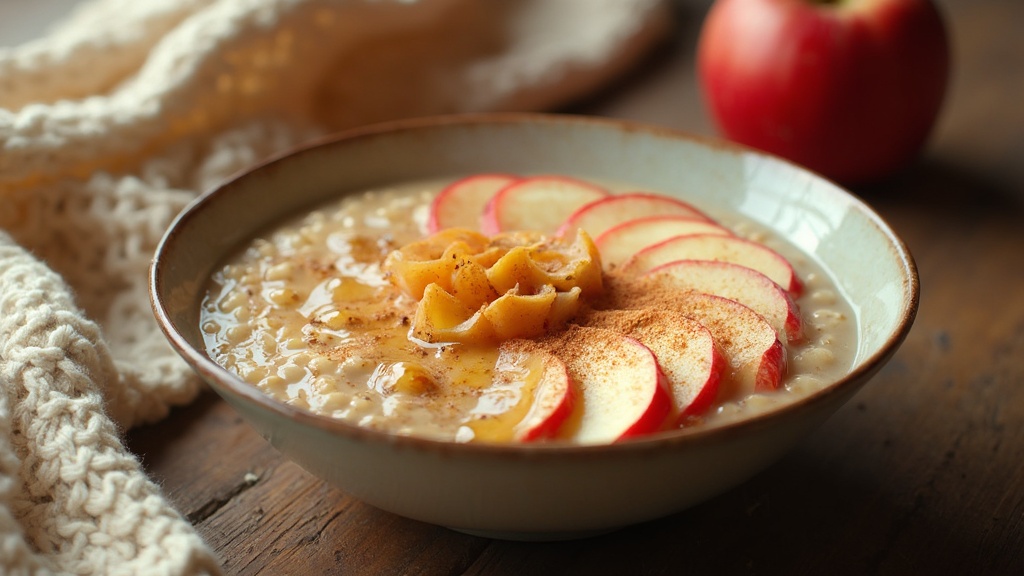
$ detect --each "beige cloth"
[0,0,669,574]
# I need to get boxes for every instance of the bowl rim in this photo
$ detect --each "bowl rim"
[150,112,920,458]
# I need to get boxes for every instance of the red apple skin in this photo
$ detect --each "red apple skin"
[515,355,577,442]
[480,175,609,235]
[645,259,803,343]
[619,233,803,296]
[556,192,713,239]
[617,366,673,440]
[673,292,786,396]
[697,0,950,184]
[595,216,732,270]
[560,327,673,443]
[584,308,726,424]
[427,173,518,233]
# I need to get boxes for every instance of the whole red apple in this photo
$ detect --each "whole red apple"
[697,0,950,184]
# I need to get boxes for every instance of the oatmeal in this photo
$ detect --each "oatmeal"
[200,175,857,443]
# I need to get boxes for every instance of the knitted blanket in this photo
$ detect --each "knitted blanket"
[0,1,668,574]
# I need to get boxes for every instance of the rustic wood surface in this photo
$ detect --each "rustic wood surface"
[127,0,1024,574]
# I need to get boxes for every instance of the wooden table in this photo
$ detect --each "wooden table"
[127,0,1024,573]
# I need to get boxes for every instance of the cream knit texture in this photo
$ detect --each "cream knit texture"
[0,0,667,573]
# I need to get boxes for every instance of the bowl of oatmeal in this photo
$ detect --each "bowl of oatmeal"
[150,113,918,539]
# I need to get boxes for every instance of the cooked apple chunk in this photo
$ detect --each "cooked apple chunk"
[387,227,603,344]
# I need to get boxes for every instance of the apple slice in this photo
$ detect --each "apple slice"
[467,344,575,442]
[645,260,803,343]
[595,215,732,270]
[558,326,672,443]
[556,192,714,239]
[673,292,785,398]
[619,233,803,295]
[426,173,518,233]
[513,346,577,442]
[480,176,610,235]
[585,309,725,424]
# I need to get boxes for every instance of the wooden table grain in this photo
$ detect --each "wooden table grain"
[127,1,1024,574]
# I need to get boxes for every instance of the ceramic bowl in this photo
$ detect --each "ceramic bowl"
[150,113,918,540]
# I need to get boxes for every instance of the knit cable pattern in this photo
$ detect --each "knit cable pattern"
[0,236,222,575]
[0,0,667,573]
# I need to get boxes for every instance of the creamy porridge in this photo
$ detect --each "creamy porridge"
[200,176,857,443]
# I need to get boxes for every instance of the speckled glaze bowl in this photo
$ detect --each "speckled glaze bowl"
[150,113,918,540]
